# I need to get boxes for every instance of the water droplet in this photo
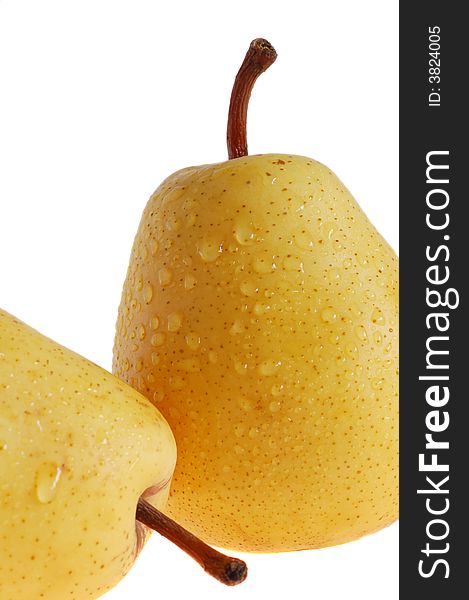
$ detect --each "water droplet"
[222,464,231,474]
[151,352,160,366]
[95,427,108,444]
[234,360,248,375]
[182,197,198,212]
[185,332,201,350]
[163,186,185,205]
[166,216,182,231]
[253,303,268,316]
[345,344,358,356]
[333,239,343,250]
[169,376,184,390]
[271,383,284,396]
[177,358,200,373]
[184,274,197,290]
[234,425,245,438]
[322,222,335,239]
[267,439,277,450]
[248,427,259,439]
[158,268,173,286]
[153,390,165,403]
[293,231,314,250]
[328,269,341,282]
[138,324,146,340]
[136,276,143,291]
[372,377,384,390]
[258,360,282,376]
[240,281,258,297]
[252,445,260,456]
[140,245,149,260]
[197,238,223,262]
[234,221,256,245]
[374,331,383,345]
[253,257,276,274]
[234,445,245,455]
[371,307,385,325]
[208,351,218,364]
[151,333,165,347]
[135,359,143,372]
[186,213,196,227]
[269,401,281,413]
[150,316,160,330]
[238,398,252,411]
[384,342,392,354]
[355,325,368,342]
[321,308,337,323]
[342,258,352,268]
[313,344,324,357]
[36,463,62,504]
[167,313,183,332]
[144,284,153,304]
[182,256,193,267]
[230,320,244,335]
[283,256,304,272]
[150,239,159,256]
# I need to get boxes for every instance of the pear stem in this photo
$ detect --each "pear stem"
[227,38,277,160]
[136,498,247,586]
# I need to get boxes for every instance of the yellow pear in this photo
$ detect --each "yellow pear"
[113,39,398,552]
[0,308,176,598]
[0,309,246,597]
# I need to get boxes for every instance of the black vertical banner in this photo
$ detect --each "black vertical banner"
[400,3,467,597]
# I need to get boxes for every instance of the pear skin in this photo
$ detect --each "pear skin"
[0,309,176,599]
[113,154,398,552]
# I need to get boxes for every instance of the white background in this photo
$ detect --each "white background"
[0,1,398,599]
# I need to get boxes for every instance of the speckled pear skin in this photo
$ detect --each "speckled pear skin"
[0,309,176,599]
[113,154,399,552]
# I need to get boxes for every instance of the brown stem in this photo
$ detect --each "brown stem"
[136,498,247,586]
[227,38,277,159]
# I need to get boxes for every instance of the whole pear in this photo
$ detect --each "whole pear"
[0,309,176,599]
[113,40,398,552]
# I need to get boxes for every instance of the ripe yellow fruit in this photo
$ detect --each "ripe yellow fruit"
[0,309,176,599]
[113,153,399,552]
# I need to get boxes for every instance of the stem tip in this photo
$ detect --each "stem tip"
[136,498,247,586]
[227,38,277,159]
